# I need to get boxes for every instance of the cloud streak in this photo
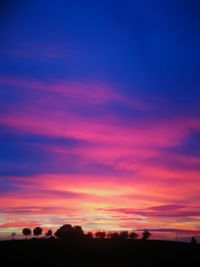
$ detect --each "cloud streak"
[1,76,200,239]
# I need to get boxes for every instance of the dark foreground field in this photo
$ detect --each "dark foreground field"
[1,239,199,267]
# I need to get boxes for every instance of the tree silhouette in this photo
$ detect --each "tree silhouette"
[45,230,52,238]
[108,232,120,239]
[95,231,100,238]
[95,231,106,239]
[11,232,16,240]
[33,227,43,238]
[22,228,32,239]
[191,236,197,245]
[129,232,138,239]
[74,225,84,238]
[119,231,129,239]
[85,232,93,239]
[142,230,151,240]
[54,224,74,239]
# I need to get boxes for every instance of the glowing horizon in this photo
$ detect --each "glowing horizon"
[1,1,200,241]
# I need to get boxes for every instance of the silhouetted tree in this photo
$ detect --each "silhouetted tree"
[45,230,52,238]
[142,230,151,240]
[54,224,74,239]
[106,232,111,238]
[74,225,84,238]
[33,227,43,238]
[22,228,32,239]
[11,232,16,240]
[119,231,129,239]
[95,231,100,238]
[95,231,106,239]
[129,232,138,239]
[108,232,120,239]
[191,236,197,245]
[85,232,93,239]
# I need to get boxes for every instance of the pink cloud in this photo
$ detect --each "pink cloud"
[0,221,40,229]
[104,206,200,218]
[0,76,148,109]
[1,109,199,148]
[1,76,200,238]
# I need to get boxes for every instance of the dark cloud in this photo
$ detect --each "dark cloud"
[103,205,200,218]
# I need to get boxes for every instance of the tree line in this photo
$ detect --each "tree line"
[20,224,151,240]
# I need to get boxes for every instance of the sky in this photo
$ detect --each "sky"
[0,0,200,241]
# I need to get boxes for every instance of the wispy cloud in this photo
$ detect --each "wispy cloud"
[1,76,200,237]
[0,76,149,110]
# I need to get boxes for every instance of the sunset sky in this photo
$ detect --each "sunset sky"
[0,0,200,240]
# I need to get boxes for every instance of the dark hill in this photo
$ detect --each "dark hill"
[0,239,199,267]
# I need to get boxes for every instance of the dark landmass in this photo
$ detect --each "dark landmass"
[0,239,199,267]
